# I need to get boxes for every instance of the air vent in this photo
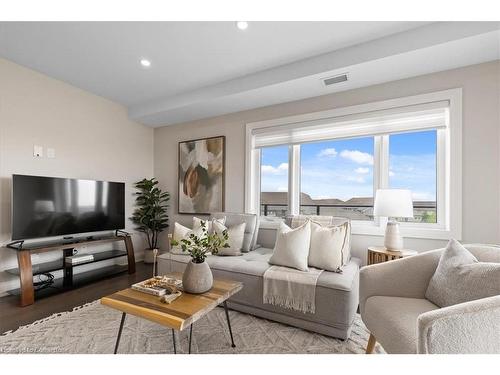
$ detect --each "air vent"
[322,73,348,87]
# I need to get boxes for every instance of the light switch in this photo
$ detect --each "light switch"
[47,147,56,158]
[33,145,43,157]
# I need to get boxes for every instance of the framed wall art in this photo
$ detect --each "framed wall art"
[178,135,225,214]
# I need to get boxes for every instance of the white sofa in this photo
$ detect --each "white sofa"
[158,213,360,340]
[360,244,500,354]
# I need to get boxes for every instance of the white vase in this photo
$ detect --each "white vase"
[182,260,213,294]
[144,248,158,264]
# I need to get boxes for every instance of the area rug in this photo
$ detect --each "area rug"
[0,301,384,354]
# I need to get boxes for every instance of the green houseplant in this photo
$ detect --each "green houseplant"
[130,178,170,263]
[171,221,229,293]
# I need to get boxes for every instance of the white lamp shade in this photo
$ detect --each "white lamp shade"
[373,189,414,218]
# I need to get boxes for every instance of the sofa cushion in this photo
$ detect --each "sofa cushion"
[269,221,311,271]
[308,221,346,271]
[425,239,500,307]
[286,215,351,265]
[213,221,246,256]
[364,296,438,354]
[170,222,203,255]
[193,216,226,233]
[211,212,259,252]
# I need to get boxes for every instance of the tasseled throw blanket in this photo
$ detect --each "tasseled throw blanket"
[263,266,323,314]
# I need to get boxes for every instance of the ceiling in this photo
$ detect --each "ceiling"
[1,21,499,127]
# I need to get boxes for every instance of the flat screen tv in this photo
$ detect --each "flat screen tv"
[12,174,125,240]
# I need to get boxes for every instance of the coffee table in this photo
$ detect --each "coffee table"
[100,273,243,354]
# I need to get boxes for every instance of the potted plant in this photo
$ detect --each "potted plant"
[130,178,170,263]
[171,221,229,294]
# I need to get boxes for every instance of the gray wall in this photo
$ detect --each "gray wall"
[154,60,500,262]
[0,58,154,295]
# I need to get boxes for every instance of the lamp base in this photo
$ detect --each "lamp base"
[384,221,404,251]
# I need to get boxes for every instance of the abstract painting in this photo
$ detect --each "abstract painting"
[178,136,225,214]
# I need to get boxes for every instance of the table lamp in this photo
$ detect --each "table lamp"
[373,189,413,251]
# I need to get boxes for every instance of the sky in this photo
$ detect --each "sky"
[260,130,437,202]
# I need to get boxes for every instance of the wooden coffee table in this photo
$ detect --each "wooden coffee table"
[101,273,243,354]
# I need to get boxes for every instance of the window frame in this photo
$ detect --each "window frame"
[245,89,462,240]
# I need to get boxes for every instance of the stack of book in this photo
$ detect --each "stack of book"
[132,276,183,300]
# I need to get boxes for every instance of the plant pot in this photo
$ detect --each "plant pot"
[182,260,213,294]
[144,248,159,264]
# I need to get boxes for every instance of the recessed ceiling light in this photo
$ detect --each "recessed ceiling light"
[140,58,151,68]
[236,21,248,30]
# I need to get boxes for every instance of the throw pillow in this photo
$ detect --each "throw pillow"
[308,221,347,272]
[193,216,226,233]
[425,239,500,307]
[269,221,311,271]
[170,222,204,255]
[213,221,246,256]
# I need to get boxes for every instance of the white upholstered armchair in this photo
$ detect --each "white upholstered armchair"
[360,244,500,354]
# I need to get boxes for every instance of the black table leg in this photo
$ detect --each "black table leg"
[171,329,177,354]
[114,312,126,354]
[188,324,193,354]
[223,301,236,348]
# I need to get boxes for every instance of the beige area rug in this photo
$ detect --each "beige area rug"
[0,301,384,354]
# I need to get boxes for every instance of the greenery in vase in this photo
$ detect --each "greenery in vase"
[171,221,229,263]
[130,178,170,250]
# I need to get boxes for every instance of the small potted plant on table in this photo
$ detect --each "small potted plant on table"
[171,221,229,294]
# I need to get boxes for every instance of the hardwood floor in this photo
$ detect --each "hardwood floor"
[0,262,153,333]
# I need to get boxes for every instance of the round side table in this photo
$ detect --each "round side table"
[367,246,418,265]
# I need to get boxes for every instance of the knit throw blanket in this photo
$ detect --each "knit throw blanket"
[263,266,323,314]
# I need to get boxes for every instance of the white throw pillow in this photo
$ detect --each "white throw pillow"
[193,216,226,233]
[269,221,311,271]
[213,221,246,256]
[170,222,204,255]
[308,221,347,272]
[425,239,500,307]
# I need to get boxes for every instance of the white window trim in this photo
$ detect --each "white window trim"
[245,89,462,240]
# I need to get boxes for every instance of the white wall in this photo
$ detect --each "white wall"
[0,58,154,295]
[154,61,500,262]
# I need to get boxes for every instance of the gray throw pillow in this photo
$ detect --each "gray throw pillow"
[425,239,500,307]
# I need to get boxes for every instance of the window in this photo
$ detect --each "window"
[260,145,289,218]
[300,137,374,220]
[389,130,437,223]
[246,89,462,240]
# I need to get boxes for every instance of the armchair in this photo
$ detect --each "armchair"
[360,244,500,354]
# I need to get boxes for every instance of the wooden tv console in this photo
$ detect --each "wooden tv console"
[3,233,135,307]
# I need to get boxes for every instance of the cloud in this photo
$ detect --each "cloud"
[340,150,374,165]
[346,176,365,183]
[261,163,288,175]
[355,167,370,174]
[389,170,395,177]
[277,186,288,192]
[318,148,338,158]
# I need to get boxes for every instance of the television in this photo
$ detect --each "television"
[12,174,125,240]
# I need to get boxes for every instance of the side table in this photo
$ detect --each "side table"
[367,246,417,265]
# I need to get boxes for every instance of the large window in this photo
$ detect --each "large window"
[300,137,374,220]
[246,89,462,240]
[260,145,289,217]
[389,130,437,223]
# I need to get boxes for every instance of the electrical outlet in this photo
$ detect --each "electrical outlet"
[33,145,43,158]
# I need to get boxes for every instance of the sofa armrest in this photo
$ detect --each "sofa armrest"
[417,295,500,354]
[359,249,442,317]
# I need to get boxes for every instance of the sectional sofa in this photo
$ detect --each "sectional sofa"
[157,213,360,340]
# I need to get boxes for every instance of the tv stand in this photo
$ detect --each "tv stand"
[3,234,136,307]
